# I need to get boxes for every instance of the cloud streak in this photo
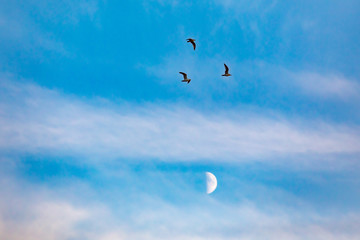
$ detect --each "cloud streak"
[0,168,359,240]
[1,76,359,163]
[292,72,360,100]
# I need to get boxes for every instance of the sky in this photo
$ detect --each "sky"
[0,0,360,239]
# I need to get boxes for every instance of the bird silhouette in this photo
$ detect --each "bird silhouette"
[186,38,196,50]
[179,72,191,84]
[222,63,232,77]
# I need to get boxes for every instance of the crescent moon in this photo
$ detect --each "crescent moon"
[206,172,217,194]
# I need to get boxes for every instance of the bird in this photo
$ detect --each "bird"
[179,72,191,84]
[187,38,196,50]
[222,63,232,77]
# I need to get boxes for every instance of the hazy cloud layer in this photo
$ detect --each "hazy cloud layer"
[1,77,359,163]
[292,72,360,99]
[0,169,359,240]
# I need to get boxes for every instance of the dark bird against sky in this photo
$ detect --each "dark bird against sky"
[222,63,232,77]
[187,38,196,50]
[179,72,191,84]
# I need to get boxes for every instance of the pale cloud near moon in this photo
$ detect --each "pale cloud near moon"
[1,172,359,240]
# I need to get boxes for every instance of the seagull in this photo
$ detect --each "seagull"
[187,38,196,50]
[179,72,191,84]
[222,63,232,77]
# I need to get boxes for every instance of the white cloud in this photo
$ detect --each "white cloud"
[0,202,89,240]
[0,77,359,163]
[0,181,90,240]
[0,155,359,240]
[1,180,359,240]
[292,72,360,99]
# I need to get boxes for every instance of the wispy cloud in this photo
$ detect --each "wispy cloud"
[146,53,360,102]
[0,201,89,240]
[291,72,360,99]
[0,0,100,58]
[0,168,359,240]
[1,76,359,163]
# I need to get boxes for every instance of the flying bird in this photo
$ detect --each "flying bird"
[222,63,232,77]
[187,38,196,50]
[179,72,191,84]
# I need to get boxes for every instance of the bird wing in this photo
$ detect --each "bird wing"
[179,72,187,79]
[190,41,196,50]
[224,63,229,74]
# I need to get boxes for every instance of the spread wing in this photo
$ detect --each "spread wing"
[179,72,187,79]
[224,63,229,74]
[190,41,196,50]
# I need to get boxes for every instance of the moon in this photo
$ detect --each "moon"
[206,172,217,194]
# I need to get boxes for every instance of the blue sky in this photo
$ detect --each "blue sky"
[1,0,360,239]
